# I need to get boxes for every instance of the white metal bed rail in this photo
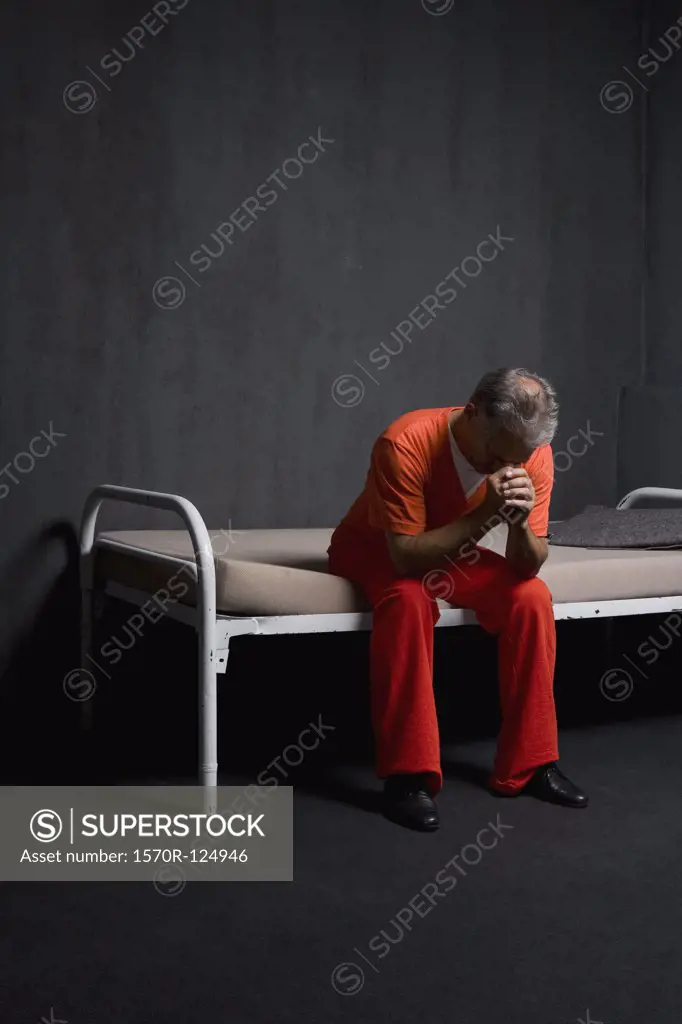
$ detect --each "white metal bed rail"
[617,486,682,509]
[80,484,223,790]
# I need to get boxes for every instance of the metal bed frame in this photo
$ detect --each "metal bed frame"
[79,484,682,792]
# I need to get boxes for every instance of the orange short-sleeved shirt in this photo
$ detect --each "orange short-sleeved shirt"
[332,406,553,545]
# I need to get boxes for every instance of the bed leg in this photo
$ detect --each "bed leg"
[604,618,615,672]
[79,583,94,733]
[82,587,108,733]
[199,634,219,815]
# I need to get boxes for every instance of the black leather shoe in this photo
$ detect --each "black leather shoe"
[525,762,589,808]
[383,774,440,832]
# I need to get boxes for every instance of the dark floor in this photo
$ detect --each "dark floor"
[1,713,682,1024]
[1,610,682,1022]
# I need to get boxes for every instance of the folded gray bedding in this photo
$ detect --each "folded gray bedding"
[548,506,682,549]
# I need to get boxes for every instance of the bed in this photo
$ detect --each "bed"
[79,484,682,792]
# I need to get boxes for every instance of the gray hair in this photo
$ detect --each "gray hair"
[469,367,559,447]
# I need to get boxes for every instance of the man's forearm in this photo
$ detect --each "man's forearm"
[505,519,548,578]
[394,502,500,576]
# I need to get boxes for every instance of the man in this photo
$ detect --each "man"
[327,367,587,832]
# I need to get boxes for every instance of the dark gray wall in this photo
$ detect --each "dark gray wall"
[1,0,644,656]
[645,0,682,385]
[614,0,682,496]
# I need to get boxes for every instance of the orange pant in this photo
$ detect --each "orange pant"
[328,533,559,795]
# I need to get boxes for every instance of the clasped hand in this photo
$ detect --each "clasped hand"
[482,466,535,524]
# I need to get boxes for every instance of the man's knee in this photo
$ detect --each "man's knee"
[378,577,436,615]
[509,576,552,609]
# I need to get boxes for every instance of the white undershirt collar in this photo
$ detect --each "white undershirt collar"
[449,428,486,499]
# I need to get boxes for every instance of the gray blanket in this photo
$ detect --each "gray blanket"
[548,505,682,549]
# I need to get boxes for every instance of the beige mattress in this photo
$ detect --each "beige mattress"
[93,527,682,617]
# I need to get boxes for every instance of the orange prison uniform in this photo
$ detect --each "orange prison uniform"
[327,406,558,796]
